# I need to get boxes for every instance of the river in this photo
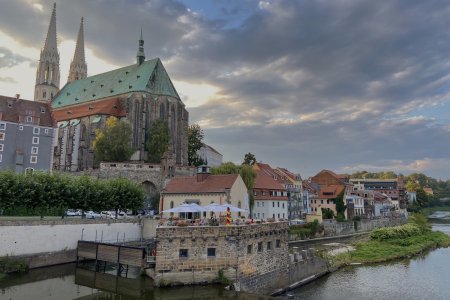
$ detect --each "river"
[1,224,449,300]
[287,223,450,300]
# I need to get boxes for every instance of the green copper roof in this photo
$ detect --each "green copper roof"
[52,58,180,109]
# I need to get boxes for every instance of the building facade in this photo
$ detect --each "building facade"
[0,96,55,172]
[160,166,248,219]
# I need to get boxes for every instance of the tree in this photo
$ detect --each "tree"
[188,124,206,166]
[93,117,134,163]
[146,120,170,163]
[334,191,346,221]
[242,152,257,165]
[416,188,429,207]
[322,208,335,219]
[406,180,421,192]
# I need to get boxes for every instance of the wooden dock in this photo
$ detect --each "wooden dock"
[77,240,148,275]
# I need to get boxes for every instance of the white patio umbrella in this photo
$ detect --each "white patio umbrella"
[162,203,203,213]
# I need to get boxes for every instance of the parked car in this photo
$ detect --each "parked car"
[100,211,114,219]
[66,209,81,217]
[85,211,101,219]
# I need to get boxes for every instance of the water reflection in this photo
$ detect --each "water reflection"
[0,263,274,300]
[288,224,450,300]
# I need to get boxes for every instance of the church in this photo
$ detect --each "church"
[35,4,189,171]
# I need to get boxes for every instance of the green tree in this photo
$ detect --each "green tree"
[146,120,170,163]
[188,124,206,166]
[242,152,257,165]
[334,191,346,221]
[93,117,134,163]
[416,188,429,207]
[406,180,421,192]
[322,208,335,219]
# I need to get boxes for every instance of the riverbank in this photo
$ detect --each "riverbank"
[326,215,450,267]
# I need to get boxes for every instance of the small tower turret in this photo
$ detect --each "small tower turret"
[136,28,145,65]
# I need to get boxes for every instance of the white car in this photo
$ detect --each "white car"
[100,211,114,219]
[66,209,81,217]
[85,211,101,219]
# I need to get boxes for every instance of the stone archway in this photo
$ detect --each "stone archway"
[142,180,158,211]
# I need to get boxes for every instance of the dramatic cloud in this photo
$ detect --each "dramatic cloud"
[0,47,30,68]
[1,0,450,178]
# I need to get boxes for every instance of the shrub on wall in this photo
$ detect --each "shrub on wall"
[0,171,145,216]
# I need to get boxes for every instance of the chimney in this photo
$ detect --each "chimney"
[15,94,20,100]
[196,165,211,182]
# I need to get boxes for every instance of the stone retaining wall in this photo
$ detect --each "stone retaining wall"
[323,217,407,236]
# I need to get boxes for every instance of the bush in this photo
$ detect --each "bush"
[370,223,422,240]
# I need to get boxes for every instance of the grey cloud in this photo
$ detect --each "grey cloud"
[0,47,30,68]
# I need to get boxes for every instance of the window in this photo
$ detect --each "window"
[257,202,260,207]
[272,202,275,207]
[0,144,3,151]
[0,132,4,141]
[207,248,216,257]
[0,154,2,162]
[247,244,252,254]
[267,241,272,250]
[282,203,285,209]
[19,125,23,131]
[31,147,38,154]
[257,242,262,253]
[262,213,265,218]
[276,239,281,248]
[30,155,37,164]
[262,202,264,207]
[0,123,5,130]
[26,116,32,123]
[32,137,39,144]
[277,202,280,207]
[40,107,46,113]
[179,249,188,258]
[43,91,46,98]
[44,129,49,134]
[321,200,324,204]
[33,127,40,135]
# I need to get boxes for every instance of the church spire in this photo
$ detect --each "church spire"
[136,28,145,65]
[34,2,60,103]
[68,17,87,82]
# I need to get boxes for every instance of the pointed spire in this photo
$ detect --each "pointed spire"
[68,17,87,82]
[43,3,57,52]
[35,3,60,102]
[137,27,145,65]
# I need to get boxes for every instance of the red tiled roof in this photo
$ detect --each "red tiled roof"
[52,97,126,121]
[0,95,54,127]
[254,169,286,190]
[318,185,345,199]
[163,174,239,194]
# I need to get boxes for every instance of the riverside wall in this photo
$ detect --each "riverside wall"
[0,218,159,268]
[323,217,407,237]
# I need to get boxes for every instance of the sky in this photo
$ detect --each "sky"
[1,0,450,180]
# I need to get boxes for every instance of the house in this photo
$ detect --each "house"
[345,195,365,218]
[302,181,318,215]
[160,166,248,219]
[253,162,302,219]
[252,167,288,221]
[309,169,351,218]
[349,178,406,209]
[0,95,55,173]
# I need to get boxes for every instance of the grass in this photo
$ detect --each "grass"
[0,272,6,281]
[330,231,450,267]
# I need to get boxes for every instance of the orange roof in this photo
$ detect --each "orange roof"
[163,174,239,194]
[254,169,286,190]
[318,185,345,199]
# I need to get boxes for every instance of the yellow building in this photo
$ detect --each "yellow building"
[160,166,248,219]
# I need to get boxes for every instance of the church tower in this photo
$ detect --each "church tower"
[67,17,87,82]
[35,3,60,103]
